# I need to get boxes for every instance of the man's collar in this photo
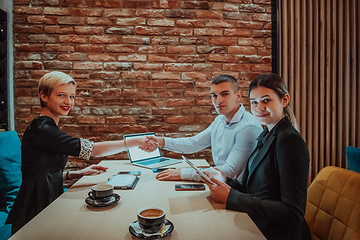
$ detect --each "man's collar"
[221,104,245,125]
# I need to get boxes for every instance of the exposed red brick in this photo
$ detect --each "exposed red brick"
[44,61,72,69]
[250,64,272,72]
[121,71,152,80]
[194,28,222,36]
[208,54,235,63]
[116,18,146,26]
[181,1,210,10]
[151,36,179,45]
[73,62,102,70]
[182,72,211,81]
[15,44,44,52]
[135,26,164,36]
[90,71,120,80]
[193,63,222,71]
[104,9,135,17]
[14,6,43,14]
[75,44,105,53]
[154,90,182,98]
[74,26,104,35]
[137,46,166,54]
[45,44,74,52]
[195,10,222,19]
[223,63,250,72]
[152,0,179,9]
[152,72,180,80]
[58,53,87,61]
[178,55,206,63]
[148,54,177,63]
[59,35,87,43]
[106,116,135,124]
[62,0,90,7]
[88,54,116,61]
[103,62,132,71]
[28,16,57,25]
[210,37,237,46]
[135,80,164,88]
[166,116,194,124]
[44,7,72,15]
[122,36,150,45]
[58,17,86,25]
[90,36,119,44]
[77,116,105,124]
[176,20,205,28]
[165,9,193,18]
[167,46,196,54]
[15,61,43,69]
[228,46,257,54]
[206,20,235,28]
[253,30,272,38]
[123,89,152,98]
[44,26,74,34]
[223,12,252,21]
[212,3,239,12]
[133,63,163,71]
[136,9,164,18]
[166,99,195,107]
[240,4,266,13]
[164,63,193,72]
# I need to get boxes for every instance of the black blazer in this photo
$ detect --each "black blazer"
[226,117,311,240]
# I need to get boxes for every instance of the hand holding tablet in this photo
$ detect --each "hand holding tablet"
[182,155,216,185]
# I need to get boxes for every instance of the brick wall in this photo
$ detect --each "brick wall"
[13,0,272,163]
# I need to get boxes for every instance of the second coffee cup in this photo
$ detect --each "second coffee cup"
[88,184,114,200]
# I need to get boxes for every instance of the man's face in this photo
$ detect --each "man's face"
[210,82,241,121]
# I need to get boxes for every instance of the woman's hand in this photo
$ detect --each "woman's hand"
[202,167,226,183]
[65,165,108,180]
[203,171,231,204]
[156,169,181,181]
[78,165,108,176]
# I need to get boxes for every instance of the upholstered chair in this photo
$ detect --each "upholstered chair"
[305,166,360,240]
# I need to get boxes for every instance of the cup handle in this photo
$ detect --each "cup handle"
[88,192,94,199]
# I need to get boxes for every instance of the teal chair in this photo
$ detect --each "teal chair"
[0,131,22,240]
[346,146,360,174]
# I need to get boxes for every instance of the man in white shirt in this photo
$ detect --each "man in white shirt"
[148,74,263,182]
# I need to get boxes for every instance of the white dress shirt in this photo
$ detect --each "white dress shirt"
[163,104,263,181]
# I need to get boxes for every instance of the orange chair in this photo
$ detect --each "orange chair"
[305,166,360,240]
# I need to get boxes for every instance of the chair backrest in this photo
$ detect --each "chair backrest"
[346,146,360,173]
[305,166,360,240]
[0,131,22,214]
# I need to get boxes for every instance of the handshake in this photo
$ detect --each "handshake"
[137,135,164,153]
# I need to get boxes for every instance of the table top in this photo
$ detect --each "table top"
[10,160,265,240]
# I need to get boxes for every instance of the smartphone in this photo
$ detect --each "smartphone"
[117,171,141,176]
[175,184,205,191]
[152,168,176,173]
[182,155,216,185]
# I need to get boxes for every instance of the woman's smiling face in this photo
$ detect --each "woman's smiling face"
[41,83,76,120]
[249,86,289,130]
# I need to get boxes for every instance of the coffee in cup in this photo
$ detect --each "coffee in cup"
[88,184,114,201]
[137,206,166,233]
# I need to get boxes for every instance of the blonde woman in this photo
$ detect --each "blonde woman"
[6,71,157,234]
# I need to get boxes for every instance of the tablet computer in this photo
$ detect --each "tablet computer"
[182,155,216,185]
[107,174,139,190]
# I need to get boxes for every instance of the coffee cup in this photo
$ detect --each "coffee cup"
[88,184,114,201]
[137,206,166,233]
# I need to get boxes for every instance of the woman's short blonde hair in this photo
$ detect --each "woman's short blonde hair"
[38,71,76,107]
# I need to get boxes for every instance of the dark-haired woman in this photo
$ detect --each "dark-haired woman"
[204,73,311,240]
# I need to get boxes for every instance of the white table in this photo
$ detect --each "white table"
[9,160,265,240]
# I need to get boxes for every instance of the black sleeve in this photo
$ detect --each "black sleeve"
[31,117,81,157]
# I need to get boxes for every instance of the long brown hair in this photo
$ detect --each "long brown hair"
[248,73,299,131]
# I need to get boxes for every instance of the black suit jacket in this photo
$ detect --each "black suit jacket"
[226,117,311,240]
